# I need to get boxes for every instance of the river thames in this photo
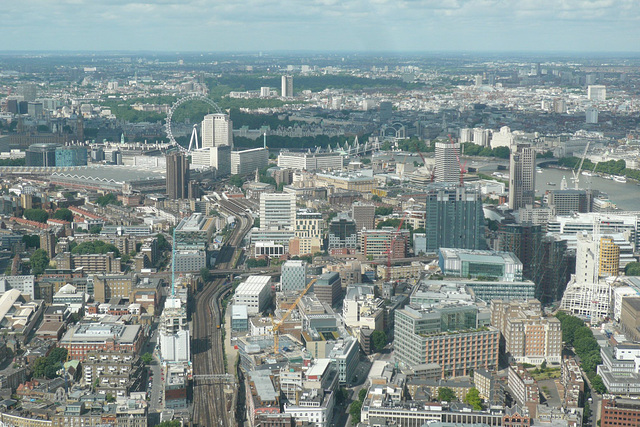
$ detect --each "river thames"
[473,159,640,212]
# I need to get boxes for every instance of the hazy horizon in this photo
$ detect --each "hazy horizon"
[3,0,640,53]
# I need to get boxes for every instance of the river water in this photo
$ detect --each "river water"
[474,160,640,212]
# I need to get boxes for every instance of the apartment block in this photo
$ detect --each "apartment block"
[490,299,562,365]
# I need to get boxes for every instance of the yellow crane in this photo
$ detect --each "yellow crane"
[271,277,317,354]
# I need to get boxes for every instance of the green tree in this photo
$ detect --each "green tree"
[24,208,49,223]
[349,400,362,424]
[438,387,457,402]
[141,352,153,365]
[156,233,171,251]
[106,393,116,402]
[200,267,212,282]
[591,374,607,394]
[90,225,103,234]
[52,208,73,222]
[464,387,483,410]
[22,235,40,249]
[71,240,120,258]
[229,174,245,188]
[371,195,382,203]
[625,262,640,276]
[375,207,393,216]
[96,193,121,207]
[30,249,50,275]
[372,330,388,352]
[157,421,182,427]
[358,388,367,402]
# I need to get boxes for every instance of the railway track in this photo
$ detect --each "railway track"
[192,199,253,426]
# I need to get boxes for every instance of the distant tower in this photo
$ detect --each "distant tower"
[281,75,293,97]
[435,140,460,184]
[166,152,190,199]
[508,143,536,210]
[77,115,84,142]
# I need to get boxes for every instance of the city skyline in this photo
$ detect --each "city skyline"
[3,0,640,53]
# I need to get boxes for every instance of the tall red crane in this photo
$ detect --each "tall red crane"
[448,134,467,186]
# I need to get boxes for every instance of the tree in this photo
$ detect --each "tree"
[349,400,362,424]
[540,361,547,370]
[200,267,212,283]
[30,249,50,275]
[157,421,182,427]
[24,208,49,223]
[96,193,120,207]
[229,174,245,188]
[591,374,607,394]
[371,195,382,203]
[156,234,171,251]
[22,235,40,249]
[625,262,640,276]
[90,225,103,234]
[141,352,153,365]
[375,207,393,216]
[52,208,73,222]
[438,387,457,402]
[71,240,120,258]
[372,330,388,352]
[464,387,483,410]
[358,388,367,402]
[106,393,116,402]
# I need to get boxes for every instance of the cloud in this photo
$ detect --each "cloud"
[2,0,639,51]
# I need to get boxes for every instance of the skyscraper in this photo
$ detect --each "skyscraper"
[425,184,485,252]
[435,141,460,184]
[159,297,190,363]
[201,113,233,148]
[281,75,293,97]
[166,152,189,199]
[509,143,536,210]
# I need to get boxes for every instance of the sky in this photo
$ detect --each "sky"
[3,0,640,53]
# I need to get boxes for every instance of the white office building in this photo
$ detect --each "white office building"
[586,107,599,124]
[587,85,607,102]
[434,141,460,184]
[231,147,268,176]
[159,297,190,363]
[0,275,35,299]
[473,128,490,147]
[260,87,271,98]
[490,126,514,149]
[281,260,308,292]
[260,193,296,231]
[235,276,272,315]
[459,128,473,143]
[282,75,293,97]
[277,150,343,171]
[201,113,233,148]
[190,146,231,176]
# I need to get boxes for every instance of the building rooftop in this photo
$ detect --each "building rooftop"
[236,276,271,295]
[51,165,164,184]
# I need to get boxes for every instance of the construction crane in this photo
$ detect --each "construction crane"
[448,134,467,186]
[571,141,591,190]
[415,149,435,182]
[272,277,317,353]
[385,212,408,281]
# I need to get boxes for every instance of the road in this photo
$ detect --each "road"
[191,198,253,427]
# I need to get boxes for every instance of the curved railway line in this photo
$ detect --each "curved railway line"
[192,200,253,427]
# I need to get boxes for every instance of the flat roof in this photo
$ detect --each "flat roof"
[306,358,332,378]
[236,276,271,296]
[232,305,248,319]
